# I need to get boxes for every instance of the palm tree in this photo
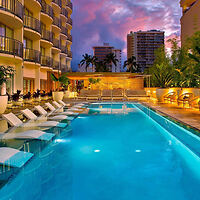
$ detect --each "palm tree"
[80,54,92,72]
[124,56,141,73]
[95,61,109,72]
[90,56,98,72]
[104,53,119,72]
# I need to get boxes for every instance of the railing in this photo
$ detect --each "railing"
[67,50,72,58]
[24,48,41,63]
[52,0,62,7]
[67,17,72,26]
[24,15,41,33]
[52,38,60,49]
[41,1,53,18]
[61,45,67,54]
[41,55,53,67]
[52,60,60,70]
[52,15,61,28]
[66,1,72,10]
[0,36,23,58]
[61,8,68,18]
[0,0,24,20]
[67,33,72,42]
[41,29,53,42]
[61,64,71,72]
[61,26,68,36]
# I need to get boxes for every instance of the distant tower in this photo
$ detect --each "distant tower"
[127,30,164,71]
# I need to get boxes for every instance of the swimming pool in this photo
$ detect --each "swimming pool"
[0,103,200,200]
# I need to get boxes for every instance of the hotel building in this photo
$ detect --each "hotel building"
[127,30,164,71]
[93,43,122,72]
[180,0,200,44]
[0,0,73,95]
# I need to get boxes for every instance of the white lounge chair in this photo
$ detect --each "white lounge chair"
[1,130,55,141]
[58,100,70,107]
[45,103,80,115]
[52,101,63,109]
[0,147,33,168]
[21,108,74,121]
[2,113,67,128]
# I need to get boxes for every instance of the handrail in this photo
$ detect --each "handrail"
[52,0,62,7]
[53,38,60,49]
[53,15,61,28]
[41,55,53,67]
[61,8,68,18]
[24,15,41,33]
[41,28,53,42]
[41,1,53,18]
[0,0,24,20]
[24,48,41,63]
[0,35,23,58]
[66,1,72,10]
[67,17,72,26]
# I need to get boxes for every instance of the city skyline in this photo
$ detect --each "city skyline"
[71,0,181,71]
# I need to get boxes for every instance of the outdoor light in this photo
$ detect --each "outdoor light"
[135,150,141,153]
[94,150,100,152]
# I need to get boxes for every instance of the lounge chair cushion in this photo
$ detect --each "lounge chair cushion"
[21,109,38,120]
[2,113,23,127]
[45,103,56,112]
[35,105,48,115]
[53,101,63,109]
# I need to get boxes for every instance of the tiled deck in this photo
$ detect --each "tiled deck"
[143,101,200,131]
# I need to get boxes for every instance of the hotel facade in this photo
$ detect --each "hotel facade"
[127,30,164,71]
[180,0,200,44]
[0,0,72,95]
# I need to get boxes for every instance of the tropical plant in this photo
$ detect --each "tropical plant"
[0,66,15,95]
[95,61,109,72]
[50,73,70,91]
[80,54,92,72]
[123,56,141,73]
[88,78,101,84]
[104,53,119,72]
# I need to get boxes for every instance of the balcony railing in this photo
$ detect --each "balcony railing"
[53,15,61,28]
[41,1,53,18]
[67,50,72,58]
[67,33,72,42]
[36,0,41,5]
[52,60,60,70]
[61,64,71,72]
[41,55,53,67]
[24,48,41,63]
[67,17,72,26]
[61,26,68,36]
[0,36,23,58]
[66,1,72,10]
[61,45,67,54]
[61,8,68,18]
[52,38,60,49]
[24,15,41,33]
[41,29,53,42]
[0,0,24,20]
[52,0,62,7]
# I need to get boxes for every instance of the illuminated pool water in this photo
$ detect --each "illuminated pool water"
[0,103,200,200]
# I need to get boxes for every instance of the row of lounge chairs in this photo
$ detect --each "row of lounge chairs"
[77,89,149,101]
[0,100,87,168]
[164,92,200,109]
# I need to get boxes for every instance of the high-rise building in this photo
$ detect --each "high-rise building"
[180,0,200,44]
[127,30,164,71]
[93,43,122,72]
[0,0,72,94]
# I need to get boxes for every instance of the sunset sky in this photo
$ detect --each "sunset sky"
[71,0,181,71]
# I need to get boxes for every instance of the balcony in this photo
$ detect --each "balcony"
[67,50,72,58]
[0,36,23,58]
[52,15,61,28]
[41,29,53,42]
[52,0,62,7]
[52,38,60,49]
[41,1,53,18]
[24,15,41,34]
[24,48,41,63]
[0,0,24,20]
[61,45,67,54]
[52,60,60,70]
[67,17,72,26]
[67,33,72,42]
[41,55,53,67]
[61,8,68,18]
[61,26,68,36]
[66,1,73,10]
[61,64,71,72]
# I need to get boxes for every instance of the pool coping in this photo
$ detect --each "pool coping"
[141,102,200,135]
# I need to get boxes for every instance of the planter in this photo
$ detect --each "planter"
[52,91,64,101]
[0,96,8,114]
[64,91,70,98]
[156,88,169,102]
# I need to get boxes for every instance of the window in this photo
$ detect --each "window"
[23,78,35,94]
[23,37,33,48]
[0,23,13,38]
[40,47,45,56]
[24,7,33,17]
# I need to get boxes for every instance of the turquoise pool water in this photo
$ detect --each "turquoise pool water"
[0,103,200,199]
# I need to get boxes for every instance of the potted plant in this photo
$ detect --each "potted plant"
[50,73,70,101]
[0,66,15,114]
